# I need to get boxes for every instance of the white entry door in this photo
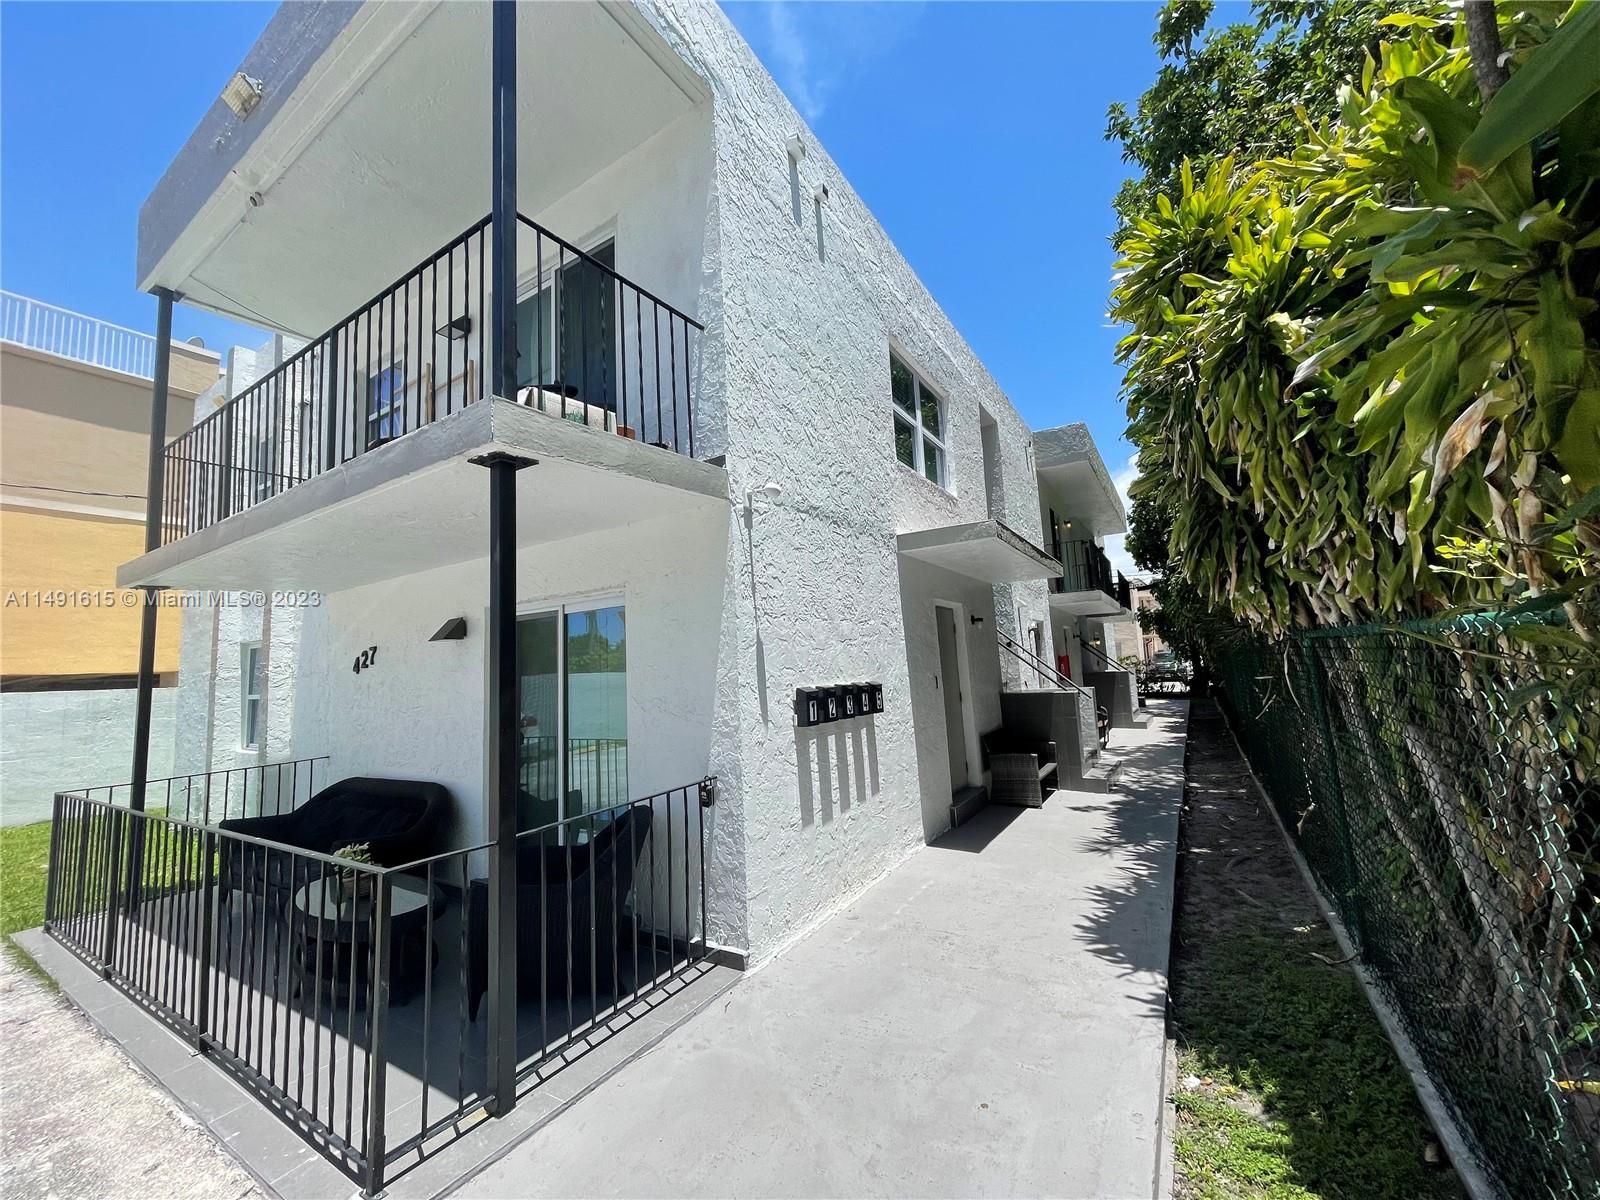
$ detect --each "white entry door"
[935,604,969,789]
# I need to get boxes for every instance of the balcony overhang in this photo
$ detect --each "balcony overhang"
[1050,589,1126,618]
[1035,424,1126,539]
[897,520,1060,585]
[137,0,709,332]
[117,398,727,592]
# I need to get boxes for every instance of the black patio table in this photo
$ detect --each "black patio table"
[289,873,439,1006]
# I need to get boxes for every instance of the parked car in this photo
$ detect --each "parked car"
[1140,652,1193,693]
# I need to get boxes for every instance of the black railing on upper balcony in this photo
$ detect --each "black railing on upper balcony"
[1117,572,1132,611]
[1050,539,1117,603]
[158,215,702,547]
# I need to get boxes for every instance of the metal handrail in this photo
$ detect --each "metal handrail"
[159,210,704,545]
[515,214,703,332]
[1078,637,1126,674]
[1052,538,1118,602]
[998,629,1094,702]
[1080,635,1145,707]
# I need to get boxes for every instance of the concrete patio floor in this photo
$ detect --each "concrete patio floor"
[456,699,1187,1199]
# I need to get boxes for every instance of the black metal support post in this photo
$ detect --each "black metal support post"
[490,0,518,403]
[480,0,523,1119]
[473,452,535,1118]
[115,287,173,935]
[129,287,174,815]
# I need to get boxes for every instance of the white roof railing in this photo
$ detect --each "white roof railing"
[0,289,157,379]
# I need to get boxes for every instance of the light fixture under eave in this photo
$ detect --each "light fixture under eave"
[221,72,264,120]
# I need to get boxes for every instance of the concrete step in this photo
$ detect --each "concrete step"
[1063,755,1121,794]
[1128,708,1154,729]
[949,784,989,828]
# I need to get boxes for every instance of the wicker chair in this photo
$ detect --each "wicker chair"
[982,731,1058,808]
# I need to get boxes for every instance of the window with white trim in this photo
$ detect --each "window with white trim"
[241,642,263,750]
[890,352,948,488]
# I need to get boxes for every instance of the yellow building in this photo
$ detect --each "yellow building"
[1,292,220,822]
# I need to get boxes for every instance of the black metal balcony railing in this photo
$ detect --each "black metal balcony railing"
[1117,571,1132,611]
[44,764,716,1197]
[61,756,330,823]
[1050,539,1117,603]
[159,215,703,547]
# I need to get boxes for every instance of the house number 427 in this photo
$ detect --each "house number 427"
[352,646,379,674]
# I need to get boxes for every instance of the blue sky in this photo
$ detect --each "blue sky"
[1,1,1172,564]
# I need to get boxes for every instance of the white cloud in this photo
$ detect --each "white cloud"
[743,1,926,124]
[1102,453,1141,581]
[765,3,824,121]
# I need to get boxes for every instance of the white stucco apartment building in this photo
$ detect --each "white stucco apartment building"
[126,0,1135,971]
[26,3,1149,1188]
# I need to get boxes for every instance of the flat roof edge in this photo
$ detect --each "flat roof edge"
[137,1,368,292]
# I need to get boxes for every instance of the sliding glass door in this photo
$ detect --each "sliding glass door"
[516,597,627,834]
[514,240,616,413]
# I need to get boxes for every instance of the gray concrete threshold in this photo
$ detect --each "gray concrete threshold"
[456,699,1188,1199]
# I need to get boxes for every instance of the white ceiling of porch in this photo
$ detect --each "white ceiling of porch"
[151,2,702,337]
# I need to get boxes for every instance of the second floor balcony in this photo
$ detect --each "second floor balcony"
[159,213,704,540]
[122,1,726,595]
[1050,539,1125,616]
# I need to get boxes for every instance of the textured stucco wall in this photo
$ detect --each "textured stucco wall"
[632,0,1051,960]
[161,0,1053,964]
[0,688,176,825]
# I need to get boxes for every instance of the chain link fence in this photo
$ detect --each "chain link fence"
[1215,611,1599,1200]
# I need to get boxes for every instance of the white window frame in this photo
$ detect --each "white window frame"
[889,350,950,490]
[240,642,263,751]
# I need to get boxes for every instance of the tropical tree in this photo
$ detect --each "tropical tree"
[1107,0,1423,229]
[1110,10,1600,1188]
[1112,1,1600,643]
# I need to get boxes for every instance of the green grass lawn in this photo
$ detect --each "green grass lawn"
[1,817,53,938]
[1,807,184,942]
[1172,701,1460,1200]
[1173,932,1458,1200]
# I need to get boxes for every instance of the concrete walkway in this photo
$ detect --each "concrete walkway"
[457,700,1187,1199]
[0,950,264,1200]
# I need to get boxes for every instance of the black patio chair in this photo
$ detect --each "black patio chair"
[465,804,654,1021]
[218,777,450,908]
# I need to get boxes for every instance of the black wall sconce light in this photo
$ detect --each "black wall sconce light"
[970,614,985,627]
[437,315,472,340]
[430,617,468,641]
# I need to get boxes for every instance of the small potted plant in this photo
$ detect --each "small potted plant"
[331,842,377,906]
